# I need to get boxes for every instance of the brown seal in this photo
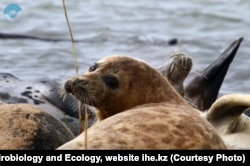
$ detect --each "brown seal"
[59,55,226,149]
[64,55,187,120]
[0,104,74,149]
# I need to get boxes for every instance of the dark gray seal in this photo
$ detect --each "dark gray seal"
[0,32,178,45]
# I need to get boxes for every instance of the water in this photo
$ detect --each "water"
[0,0,250,95]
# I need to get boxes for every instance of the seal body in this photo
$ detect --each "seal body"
[59,55,226,149]
[59,102,225,149]
[0,104,74,149]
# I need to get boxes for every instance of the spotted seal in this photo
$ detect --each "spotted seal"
[58,55,226,149]
[0,104,74,149]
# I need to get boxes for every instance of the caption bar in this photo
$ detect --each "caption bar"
[0,152,247,164]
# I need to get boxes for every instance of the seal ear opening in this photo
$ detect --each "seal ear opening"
[205,94,250,133]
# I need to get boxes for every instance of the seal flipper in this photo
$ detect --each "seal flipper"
[184,37,244,111]
[157,53,192,96]
[205,94,250,134]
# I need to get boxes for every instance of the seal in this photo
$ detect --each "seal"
[0,73,95,136]
[157,52,192,96]
[184,37,243,111]
[59,55,226,149]
[0,103,74,149]
[203,94,250,149]
[0,32,178,45]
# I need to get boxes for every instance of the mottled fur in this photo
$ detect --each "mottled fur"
[0,104,74,149]
[59,55,226,149]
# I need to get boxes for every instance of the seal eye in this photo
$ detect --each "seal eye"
[89,63,98,72]
[102,76,119,90]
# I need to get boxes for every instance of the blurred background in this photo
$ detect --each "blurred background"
[0,0,249,95]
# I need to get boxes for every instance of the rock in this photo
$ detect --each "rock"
[0,104,74,149]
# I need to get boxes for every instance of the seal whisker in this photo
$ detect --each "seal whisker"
[80,93,88,104]
[76,88,104,111]
[56,83,69,101]
[84,94,91,106]
[170,63,176,74]
[86,95,95,107]
[184,95,198,109]
[62,93,67,102]
[191,70,208,79]
[181,55,185,67]
[88,94,104,110]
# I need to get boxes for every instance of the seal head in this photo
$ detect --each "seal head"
[65,55,186,120]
